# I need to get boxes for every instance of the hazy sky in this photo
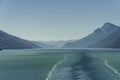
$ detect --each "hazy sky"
[0,0,120,41]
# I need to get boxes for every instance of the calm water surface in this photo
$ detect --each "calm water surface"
[0,49,120,80]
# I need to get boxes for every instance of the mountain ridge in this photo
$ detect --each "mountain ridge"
[63,22,120,48]
[0,30,40,49]
[89,28,120,48]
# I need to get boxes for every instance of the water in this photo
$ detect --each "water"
[0,49,120,80]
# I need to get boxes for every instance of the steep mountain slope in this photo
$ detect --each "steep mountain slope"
[89,29,120,48]
[0,30,40,49]
[63,23,120,48]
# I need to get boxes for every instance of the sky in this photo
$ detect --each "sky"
[0,0,120,41]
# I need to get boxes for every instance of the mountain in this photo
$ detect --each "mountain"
[101,23,120,33]
[35,40,76,48]
[89,28,120,48]
[32,41,55,48]
[63,23,120,48]
[0,30,40,49]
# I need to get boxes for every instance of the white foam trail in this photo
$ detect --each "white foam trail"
[103,58,120,75]
[94,55,120,75]
[45,55,68,80]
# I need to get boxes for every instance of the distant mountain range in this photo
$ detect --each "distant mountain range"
[1,22,120,49]
[63,23,120,48]
[0,30,40,49]
[32,41,55,48]
[33,40,75,48]
[0,29,75,49]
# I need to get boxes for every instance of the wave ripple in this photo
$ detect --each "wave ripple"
[71,53,120,80]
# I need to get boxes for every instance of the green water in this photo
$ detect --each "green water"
[0,50,63,80]
[0,49,120,80]
[0,49,80,80]
[94,52,120,73]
